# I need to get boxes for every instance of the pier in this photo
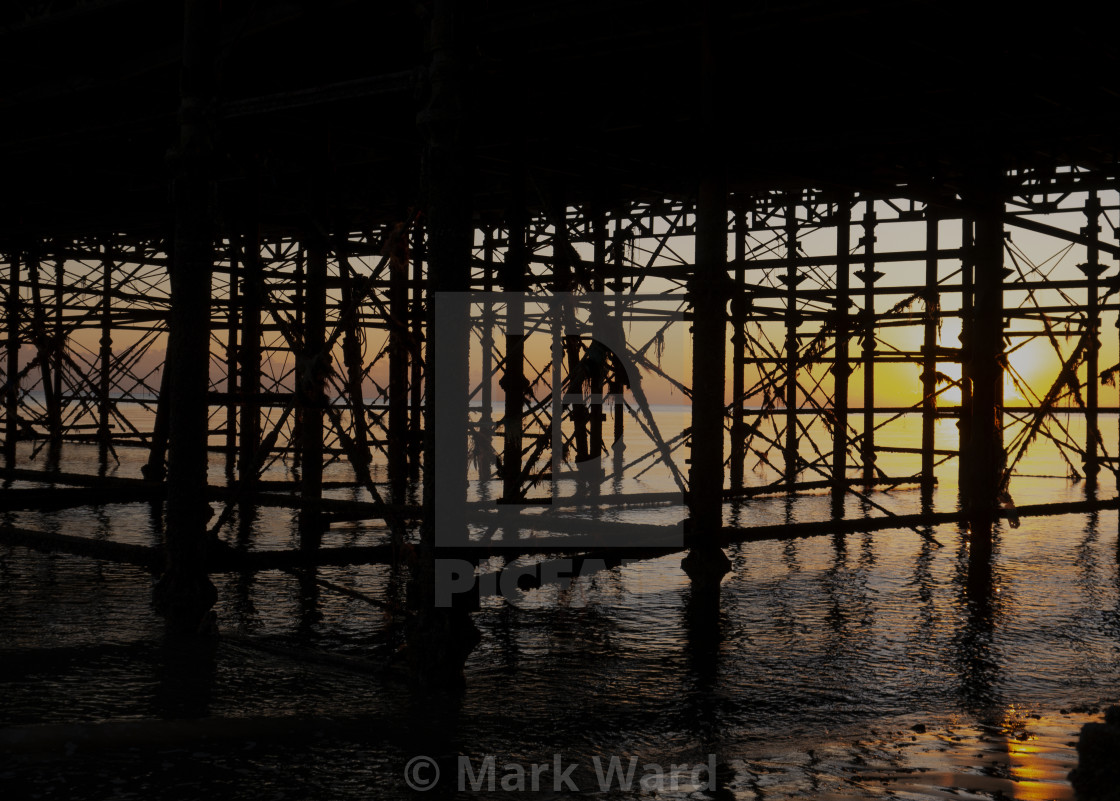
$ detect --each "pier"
[2,0,1120,689]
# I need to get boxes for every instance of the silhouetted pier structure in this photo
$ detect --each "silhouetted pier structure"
[2,0,1120,684]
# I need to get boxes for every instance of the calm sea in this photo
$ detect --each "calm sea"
[1,404,1118,798]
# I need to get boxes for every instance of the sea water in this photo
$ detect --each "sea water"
[1,405,1118,799]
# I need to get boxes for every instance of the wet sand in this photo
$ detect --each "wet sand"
[738,709,1096,801]
[0,706,1101,799]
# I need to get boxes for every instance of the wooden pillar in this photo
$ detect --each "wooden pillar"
[389,221,411,505]
[52,257,64,426]
[831,201,852,514]
[145,382,170,482]
[500,176,527,503]
[958,217,975,502]
[224,240,239,481]
[407,0,480,689]
[1080,191,1103,491]
[291,244,305,473]
[921,210,939,492]
[589,203,607,465]
[477,225,495,493]
[153,0,219,634]
[408,221,425,485]
[28,245,60,451]
[98,248,113,465]
[609,214,626,456]
[143,239,173,483]
[684,177,730,581]
[238,216,262,487]
[682,0,730,587]
[857,202,879,486]
[783,200,800,487]
[554,189,591,467]
[549,261,564,497]
[967,167,1005,550]
[729,203,747,489]
[298,227,328,546]
[4,250,20,468]
[339,230,371,478]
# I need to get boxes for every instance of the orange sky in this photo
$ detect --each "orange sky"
[46,197,1119,411]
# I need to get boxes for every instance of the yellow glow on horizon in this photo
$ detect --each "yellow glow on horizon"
[940,363,962,405]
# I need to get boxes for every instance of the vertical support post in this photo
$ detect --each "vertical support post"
[238,216,262,487]
[477,225,495,494]
[408,0,480,689]
[831,200,852,514]
[298,227,328,546]
[28,245,60,451]
[154,0,218,634]
[555,191,590,467]
[609,214,626,457]
[291,244,305,473]
[550,273,564,500]
[967,167,1005,550]
[685,178,730,579]
[224,241,239,480]
[783,200,800,487]
[682,0,730,587]
[958,217,975,502]
[1079,191,1102,492]
[4,251,20,468]
[52,257,64,423]
[408,221,425,485]
[589,201,607,465]
[389,221,411,505]
[501,175,526,503]
[143,240,173,483]
[729,202,747,489]
[339,229,371,476]
[921,210,939,493]
[99,248,113,464]
[857,202,879,486]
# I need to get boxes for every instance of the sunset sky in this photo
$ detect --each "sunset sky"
[44,196,1117,414]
